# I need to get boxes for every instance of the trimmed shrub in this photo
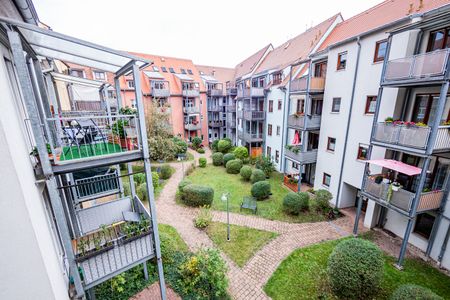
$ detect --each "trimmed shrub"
[211,140,219,152]
[186,162,195,176]
[194,206,212,229]
[133,173,145,185]
[198,157,207,168]
[250,169,266,184]
[242,157,250,165]
[191,136,202,149]
[173,136,187,154]
[226,159,243,174]
[123,183,130,196]
[233,146,249,160]
[212,152,224,166]
[255,155,275,177]
[315,189,333,212]
[283,192,309,215]
[160,164,173,180]
[240,166,252,181]
[178,178,192,192]
[251,181,271,200]
[181,184,214,207]
[391,284,443,300]
[218,139,232,153]
[328,238,384,299]
[151,171,159,188]
[137,183,148,201]
[197,148,205,154]
[223,153,236,166]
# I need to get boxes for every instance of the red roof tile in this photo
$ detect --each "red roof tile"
[234,44,273,79]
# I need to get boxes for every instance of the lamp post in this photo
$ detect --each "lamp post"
[221,192,230,241]
[177,153,186,178]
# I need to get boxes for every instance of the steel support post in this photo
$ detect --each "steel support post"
[114,77,122,110]
[7,30,84,297]
[353,193,363,235]
[128,163,136,197]
[132,63,167,300]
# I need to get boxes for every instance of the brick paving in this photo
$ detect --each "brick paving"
[148,149,360,299]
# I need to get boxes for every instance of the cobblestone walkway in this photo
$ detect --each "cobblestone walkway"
[151,149,359,299]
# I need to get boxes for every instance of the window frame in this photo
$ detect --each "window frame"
[327,137,336,152]
[272,72,282,85]
[426,27,450,52]
[267,146,272,158]
[331,97,341,113]
[70,68,85,78]
[365,96,377,115]
[278,100,282,110]
[268,124,273,136]
[161,66,167,73]
[336,51,347,70]
[127,80,135,89]
[357,144,369,160]
[269,100,273,112]
[187,69,193,75]
[413,213,436,239]
[373,40,388,63]
[93,70,106,81]
[275,150,280,163]
[322,173,331,187]
[276,125,281,136]
[180,68,186,74]
[169,67,175,73]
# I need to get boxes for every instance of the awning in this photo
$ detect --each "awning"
[0,16,150,73]
[175,74,193,81]
[200,75,217,82]
[367,159,422,176]
[143,71,164,79]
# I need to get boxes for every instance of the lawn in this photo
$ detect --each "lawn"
[184,165,327,223]
[206,222,278,267]
[264,238,450,300]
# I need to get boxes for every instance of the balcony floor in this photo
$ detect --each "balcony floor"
[59,143,123,161]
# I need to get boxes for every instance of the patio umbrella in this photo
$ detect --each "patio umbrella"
[292,130,300,145]
[366,159,422,176]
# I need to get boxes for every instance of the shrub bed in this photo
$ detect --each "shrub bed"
[181,184,214,207]
[250,169,266,184]
[315,189,333,212]
[327,238,384,299]
[251,181,271,200]
[178,178,192,192]
[390,284,442,300]
[283,192,309,215]
[160,164,173,180]
[151,171,159,188]
[234,146,248,160]
[218,139,232,153]
[226,159,243,174]
[223,153,236,166]
[198,157,207,168]
[197,148,205,154]
[212,152,224,166]
[240,166,252,181]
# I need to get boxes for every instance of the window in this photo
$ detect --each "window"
[314,61,327,77]
[327,137,336,152]
[180,68,186,74]
[365,96,377,114]
[275,150,280,163]
[337,51,347,70]
[130,99,136,108]
[152,66,159,71]
[427,27,450,52]
[269,100,273,112]
[357,144,369,160]
[93,70,106,80]
[161,66,167,72]
[331,98,341,112]
[169,67,175,73]
[70,69,84,78]
[323,173,331,187]
[267,146,272,158]
[268,124,273,136]
[414,213,436,239]
[187,69,193,75]
[127,80,135,89]
[292,162,299,170]
[278,100,282,110]
[273,72,282,85]
[373,40,387,62]
[276,126,281,136]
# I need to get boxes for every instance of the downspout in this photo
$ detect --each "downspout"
[335,37,362,208]
[13,0,38,24]
[438,217,450,266]
[282,66,294,174]
[279,84,288,172]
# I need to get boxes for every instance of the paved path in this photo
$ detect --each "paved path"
[149,148,358,299]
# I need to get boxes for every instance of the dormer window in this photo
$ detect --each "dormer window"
[180,68,186,74]
[127,80,135,89]
[169,67,175,73]
[273,72,282,85]
[161,66,167,72]
[93,70,106,81]
[187,69,193,75]
[70,69,85,78]
[153,66,159,72]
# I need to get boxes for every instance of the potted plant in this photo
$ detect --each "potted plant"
[374,175,383,184]
[391,182,401,192]
[416,122,427,127]
[111,119,131,150]
[385,117,394,124]
[30,143,53,162]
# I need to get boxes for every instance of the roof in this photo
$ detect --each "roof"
[195,64,235,84]
[255,14,341,74]
[318,0,450,51]
[234,44,273,80]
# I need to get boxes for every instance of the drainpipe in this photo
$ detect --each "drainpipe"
[282,65,294,175]
[13,0,38,24]
[438,219,450,266]
[335,37,362,208]
[279,77,289,172]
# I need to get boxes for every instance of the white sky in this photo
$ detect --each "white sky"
[33,0,381,68]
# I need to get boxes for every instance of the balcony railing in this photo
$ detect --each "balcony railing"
[363,175,444,213]
[207,89,223,96]
[242,111,265,120]
[237,87,265,98]
[185,123,201,130]
[227,88,237,96]
[208,120,223,127]
[208,105,222,112]
[226,120,236,128]
[183,106,200,114]
[290,76,326,93]
[373,123,450,152]
[237,88,250,98]
[74,100,103,111]
[182,89,200,97]
[287,114,321,130]
[151,88,170,98]
[238,130,263,142]
[226,105,236,112]
[74,196,154,289]
[284,147,318,164]
[74,169,120,203]
[290,76,307,92]
[384,49,450,84]
[46,113,141,164]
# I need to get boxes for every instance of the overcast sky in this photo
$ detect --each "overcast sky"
[34,0,381,68]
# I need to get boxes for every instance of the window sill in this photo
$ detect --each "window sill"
[364,113,375,116]
[322,184,330,189]
[326,150,335,154]
[335,68,346,72]
[330,111,340,114]
[372,60,384,65]
[356,159,367,163]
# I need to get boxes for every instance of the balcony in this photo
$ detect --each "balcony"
[372,123,450,153]
[208,120,223,127]
[207,89,223,96]
[182,89,200,97]
[185,123,202,131]
[363,175,444,214]
[73,169,120,203]
[208,105,222,112]
[226,105,236,112]
[237,87,265,98]
[151,88,170,98]
[238,111,265,120]
[74,100,103,111]
[183,106,200,114]
[73,196,154,289]
[287,114,321,130]
[290,76,326,93]
[227,88,237,96]
[226,121,236,128]
[284,146,318,164]
[238,130,263,142]
[383,49,450,86]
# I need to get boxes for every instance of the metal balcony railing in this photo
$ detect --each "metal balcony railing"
[74,169,120,203]
[363,175,444,213]
[384,49,450,83]
[290,76,307,92]
[284,147,318,164]
[74,100,103,111]
[287,114,321,130]
[185,123,201,130]
[290,76,326,93]
[238,130,263,142]
[226,105,236,112]
[46,113,141,163]
[226,121,236,128]
[242,111,265,120]
[208,120,223,127]
[207,89,223,96]
[208,105,222,112]
[183,106,200,114]
[182,89,200,97]
[227,88,237,96]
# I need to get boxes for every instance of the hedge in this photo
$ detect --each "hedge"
[223,153,236,166]
[226,159,243,174]
[151,171,159,188]
[133,173,145,185]
[283,192,309,215]
[160,164,173,180]
[315,189,333,211]
[181,184,214,207]
[328,238,384,299]
[178,178,192,192]
[251,181,271,200]
[240,166,252,181]
[250,169,266,184]
[212,152,224,166]
[390,284,443,300]
[137,183,148,201]
[198,157,207,168]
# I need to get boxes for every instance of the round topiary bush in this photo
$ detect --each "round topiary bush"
[240,166,252,181]
[315,189,333,211]
[160,164,173,180]
[250,169,266,184]
[133,173,145,185]
[198,157,207,168]
[218,139,231,153]
[283,192,309,215]
[233,146,249,160]
[211,139,219,152]
[178,178,192,192]
[212,152,224,166]
[390,284,443,300]
[223,153,236,167]
[152,171,159,188]
[197,148,205,154]
[328,238,384,299]
[226,159,243,174]
[137,183,148,201]
[181,184,214,207]
[251,181,271,200]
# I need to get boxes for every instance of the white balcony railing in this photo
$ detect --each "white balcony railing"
[185,123,202,130]
[284,147,318,164]
[243,111,265,120]
[287,114,321,129]
[182,89,200,97]
[238,130,263,142]
[183,106,200,114]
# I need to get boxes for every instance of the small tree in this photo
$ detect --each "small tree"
[255,155,275,177]
[198,158,207,168]
[226,159,243,174]
[315,189,333,212]
[212,152,224,166]
[218,139,232,153]
[173,136,187,154]
[233,146,249,160]
[160,165,173,180]
[211,140,219,152]
[191,136,203,149]
[283,192,309,215]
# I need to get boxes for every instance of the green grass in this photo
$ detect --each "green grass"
[264,238,450,300]
[206,222,278,267]
[120,166,173,200]
[158,224,189,253]
[184,165,327,223]
[60,143,123,161]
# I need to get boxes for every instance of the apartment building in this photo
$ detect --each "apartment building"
[0,3,166,299]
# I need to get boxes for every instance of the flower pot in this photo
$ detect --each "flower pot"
[75,243,115,263]
[382,178,390,184]
[391,185,400,192]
